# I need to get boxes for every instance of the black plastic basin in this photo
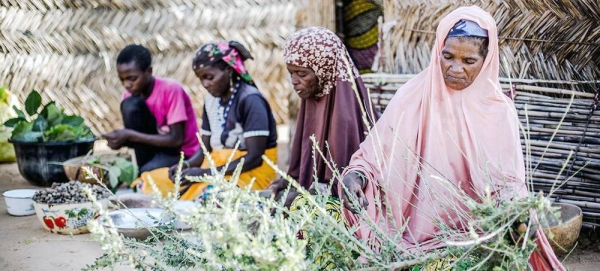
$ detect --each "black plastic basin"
[10,139,96,187]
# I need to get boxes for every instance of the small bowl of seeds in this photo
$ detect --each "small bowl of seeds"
[32,181,111,234]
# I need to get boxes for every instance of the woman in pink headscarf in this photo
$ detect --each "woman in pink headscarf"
[340,6,564,270]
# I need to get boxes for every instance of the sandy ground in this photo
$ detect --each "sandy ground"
[1,139,599,270]
[0,166,109,271]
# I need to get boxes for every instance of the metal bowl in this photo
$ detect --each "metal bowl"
[110,193,154,209]
[3,189,38,216]
[101,208,172,240]
[173,200,196,231]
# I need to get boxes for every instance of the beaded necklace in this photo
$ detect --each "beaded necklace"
[219,77,240,128]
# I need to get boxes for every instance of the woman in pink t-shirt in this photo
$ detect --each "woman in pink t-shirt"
[103,44,200,173]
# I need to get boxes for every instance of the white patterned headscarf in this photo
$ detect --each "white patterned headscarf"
[283,27,360,98]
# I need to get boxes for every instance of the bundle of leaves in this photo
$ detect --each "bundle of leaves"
[83,155,138,193]
[83,152,308,271]
[3,90,94,142]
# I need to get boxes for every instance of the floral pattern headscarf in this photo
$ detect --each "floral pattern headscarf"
[192,41,254,83]
[283,27,360,98]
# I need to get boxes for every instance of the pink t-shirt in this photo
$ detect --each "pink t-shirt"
[123,77,200,157]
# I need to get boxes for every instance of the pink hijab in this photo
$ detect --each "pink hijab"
[342,6,563,270]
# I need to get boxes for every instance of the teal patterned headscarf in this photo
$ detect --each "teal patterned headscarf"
[192,41,254,83]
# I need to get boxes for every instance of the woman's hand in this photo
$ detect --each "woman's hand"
[177,168,210,185]
[102,129,131,150]
[341,171,368,214]
[168,164,180,181]
[169,161,190,180]
[267,179,298,207]
[267,178,289,198]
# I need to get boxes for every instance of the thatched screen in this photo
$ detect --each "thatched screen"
[379,0,599,93]
[0,0,302,134]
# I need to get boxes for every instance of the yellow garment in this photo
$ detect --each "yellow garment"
[425,256,459,271]
[132,147,277,200]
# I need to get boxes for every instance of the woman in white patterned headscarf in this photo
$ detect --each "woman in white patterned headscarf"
[268,27,378,204]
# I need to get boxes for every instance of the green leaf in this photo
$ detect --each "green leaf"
[21,131,43,142]
[13,105,26,119]
[43,124,94,142]
[72,125,95,139]
[114,157,136,185]
[62,115,84,126]
[43,124,76,141]
[24,91,42,116]
[11,121,33,140]
[41,103,63,126]
[108,166,121,188]
[32,116,48,132]
[3,117,25,127]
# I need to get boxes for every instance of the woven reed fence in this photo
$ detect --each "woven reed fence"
[0,0,302,134]
[363,73,600,227]
[379,0,600,93]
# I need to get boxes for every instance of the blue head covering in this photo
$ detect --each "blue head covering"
[447,19,488,38]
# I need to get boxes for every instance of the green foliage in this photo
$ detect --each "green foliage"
[24,90,41,116]
[13,105,26,119]
[44,124,94,141]
[111,157,138,187]
[3,117,23,127]
[83,153,309,271]
[3,90,95,142]
[81,149,555,271]
[84,156,138,193]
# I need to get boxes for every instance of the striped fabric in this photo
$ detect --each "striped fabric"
[342,0,383,74]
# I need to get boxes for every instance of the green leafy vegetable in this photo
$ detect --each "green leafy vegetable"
[10,117,46,142]
[24,91,41,116]
[3,90,95,142]
[84,155,138,192]
[62,115,84,126]
[108,166,121,189]
[3,117,25,127]
[41,102,63,126]
[114,157,137,186]
[11,121,34,141]
[13,105,26,119]
[32,116,48,132]
[43,124,94,142]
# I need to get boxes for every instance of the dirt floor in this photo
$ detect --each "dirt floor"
[1,140,599,270]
